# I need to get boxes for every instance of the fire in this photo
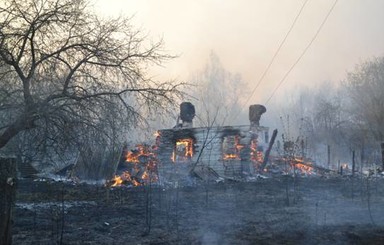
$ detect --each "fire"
[109,144,158,187]
[290,158,315,175]
[176,139,194,157]
[125,144,153,163]
[111,175,123,187]
[223,154,240,160]
[172,138,194,162]
[294,163,314,175]
[250,138,264,169]
[222,135,244,160]
[271,157,317,176]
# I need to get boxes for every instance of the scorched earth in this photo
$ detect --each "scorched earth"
[12,175,384,244]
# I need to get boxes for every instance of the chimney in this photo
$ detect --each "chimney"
[180,102,195,128]
[249,104,266,128]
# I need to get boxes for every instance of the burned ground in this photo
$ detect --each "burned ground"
[12,176,384,244]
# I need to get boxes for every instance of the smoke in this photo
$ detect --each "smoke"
[94,0,384,104]
[90,0,384,148]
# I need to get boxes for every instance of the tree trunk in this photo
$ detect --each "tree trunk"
[0,115,36,150]
[0,157,17,245]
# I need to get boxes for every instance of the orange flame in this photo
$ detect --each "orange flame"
[290,158,315,175]
[126,144,153,163]
[172,138,194,162]
[294,163,314,175]
[223,154,240,160]
[110,144,158,187]
[222,135,244,160]
[249,138,264,170]
[111,175,123,187]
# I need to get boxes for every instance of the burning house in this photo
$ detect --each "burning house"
[109,102,336,187]
[155,103,270,182]
[110,103,272,186]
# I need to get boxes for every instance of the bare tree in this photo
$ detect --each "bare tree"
[343,57,384,169]
[0,0,184,153]
[283,83,353,168]
[188,51,249,127]
[0,0,184,242]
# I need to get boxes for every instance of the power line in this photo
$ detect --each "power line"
[232,0,309,121]
[246,0,309,105]
[265,0,338,105]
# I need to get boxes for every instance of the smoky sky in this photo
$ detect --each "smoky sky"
[93,0,384,105]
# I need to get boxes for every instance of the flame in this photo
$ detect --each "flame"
[176,139,194,157]
[250,138,264,169]
[290,158,315,175]
[110,144,158,187]
[222,135,244,160]
[131,177,141,187]
[294,163,314,175]
[223,154,240,160]
[172,138,194,162]
[111,175,123,187]
[125,144,153,163]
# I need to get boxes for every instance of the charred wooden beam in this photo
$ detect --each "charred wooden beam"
[260,129,278,171]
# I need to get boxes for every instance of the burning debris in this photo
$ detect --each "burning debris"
[109,144,158,187]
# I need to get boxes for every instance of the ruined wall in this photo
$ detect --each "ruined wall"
[156,125,269,180]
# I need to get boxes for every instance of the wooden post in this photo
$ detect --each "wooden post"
[301,139,305,158]
[0,157,17,245]
[360,144,365,174]
[381,142,384,170]
[352,150,356,176]
[327,145,330,169]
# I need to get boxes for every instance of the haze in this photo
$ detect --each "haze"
[93,0,384,105]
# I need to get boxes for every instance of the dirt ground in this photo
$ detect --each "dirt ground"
[12,176,384,244]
